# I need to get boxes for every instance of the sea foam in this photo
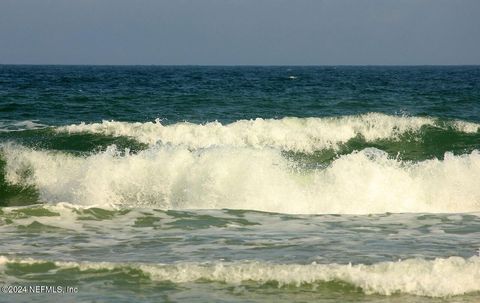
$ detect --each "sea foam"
[1,256,479,297]
[2,143,480,214]
[56,113,444,152]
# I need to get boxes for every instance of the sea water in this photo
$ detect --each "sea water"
[0,65,479,302]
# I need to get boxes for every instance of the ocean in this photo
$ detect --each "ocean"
[0,65,479,302]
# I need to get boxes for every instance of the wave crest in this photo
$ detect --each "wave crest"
[2,143,480,214]
[56,113,450,152]
[1,256,479,297]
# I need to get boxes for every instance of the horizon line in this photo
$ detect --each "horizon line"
[1,63,480,67]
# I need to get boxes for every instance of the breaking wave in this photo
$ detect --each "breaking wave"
[2,143,480,214]
[1,256,479,297]
[55,113,480,152]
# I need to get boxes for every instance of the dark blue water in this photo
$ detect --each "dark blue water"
[1,65,479,125]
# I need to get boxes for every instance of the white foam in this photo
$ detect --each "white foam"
[2,144,480,214]
[56,113,439,152]
[1,255,479,297]
[453,120,480,133]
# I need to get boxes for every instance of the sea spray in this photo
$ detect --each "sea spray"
[2,143,480,214]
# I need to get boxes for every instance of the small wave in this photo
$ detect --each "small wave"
[1,256,479,297]
[0,120,47,132]
[56,113,449,152]
[2,143,480,214]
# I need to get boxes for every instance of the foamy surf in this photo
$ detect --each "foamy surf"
[2,64,480,303]
[1,256,479,297]
[2,143,480,213]
[56,113,480,152]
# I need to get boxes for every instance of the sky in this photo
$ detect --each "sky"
[0,0,479,65]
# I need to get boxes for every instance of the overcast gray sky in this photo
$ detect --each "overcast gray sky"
[1,0,479,65]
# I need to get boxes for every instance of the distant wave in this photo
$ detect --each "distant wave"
[0,120,46,132]
[1,255,479,297]
[56,113,480,152]
[2,143,480,214]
